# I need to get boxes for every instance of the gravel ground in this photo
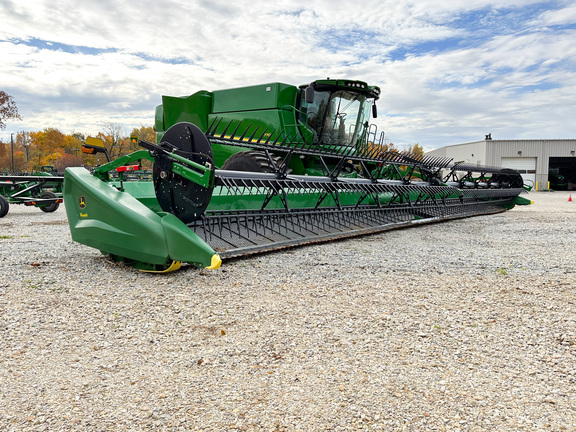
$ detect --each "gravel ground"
[1,191,575,431]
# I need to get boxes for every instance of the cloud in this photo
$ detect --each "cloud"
[532,3,576,26]
[0,0,574,149]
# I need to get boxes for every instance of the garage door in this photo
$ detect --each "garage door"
[501,157,536,187]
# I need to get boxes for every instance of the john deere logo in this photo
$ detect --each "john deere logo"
[79,195,86,209]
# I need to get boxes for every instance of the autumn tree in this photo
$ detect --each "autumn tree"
[0,132,30,173]
[383,142,397,154]
[28,128,66,170]
[71,131,86,142]
[407,143,424,157]
[0,123,156,172]
[0,91,22,130]
[127,125,155,152]
[130,126,155,143]
[101,122,125,160]
[55,134,85,171]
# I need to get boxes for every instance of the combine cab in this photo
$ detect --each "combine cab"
[64,80,530,272]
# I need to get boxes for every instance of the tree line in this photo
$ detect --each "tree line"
[0,124,155,174]
[1,90,155,173]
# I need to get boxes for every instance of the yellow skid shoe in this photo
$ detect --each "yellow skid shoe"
[140,261,182,273]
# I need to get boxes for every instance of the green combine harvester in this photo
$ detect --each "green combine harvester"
[64,79,530,272]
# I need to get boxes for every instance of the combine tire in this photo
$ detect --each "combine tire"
[222,151,287,173]
[0,195,9,218]
[39,191,60,213]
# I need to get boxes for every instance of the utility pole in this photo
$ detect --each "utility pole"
[10,132,15,173]
[23,132,30,173]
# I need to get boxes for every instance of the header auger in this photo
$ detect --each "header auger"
[64,79,530,272]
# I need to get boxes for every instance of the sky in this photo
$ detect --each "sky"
[1,0,575,151]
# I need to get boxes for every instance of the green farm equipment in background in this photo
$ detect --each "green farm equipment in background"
[0,174,63,218]
[548,168,567,190]
[64,79,531,272]
[37,165,59,175]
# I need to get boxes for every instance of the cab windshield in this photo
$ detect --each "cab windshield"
[300,89,371,146]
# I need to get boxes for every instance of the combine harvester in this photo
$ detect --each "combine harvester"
[64,79,530,272]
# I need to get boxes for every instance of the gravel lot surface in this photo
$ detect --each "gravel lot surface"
[1,191,575,431]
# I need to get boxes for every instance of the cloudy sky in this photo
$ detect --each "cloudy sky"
[1,0,575,150]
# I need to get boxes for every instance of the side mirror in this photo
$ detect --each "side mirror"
[305,85,315,104]
[372,103,378,119]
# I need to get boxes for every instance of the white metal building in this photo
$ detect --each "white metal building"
[426,136,576,190]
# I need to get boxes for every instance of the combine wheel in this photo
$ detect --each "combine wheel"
[222,150,288,173]
[0,195,9,218]
[39,191,59,213]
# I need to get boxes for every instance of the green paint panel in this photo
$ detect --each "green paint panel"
[64,167,217,268]
[159,91,212,133]
[212,83,297,113]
